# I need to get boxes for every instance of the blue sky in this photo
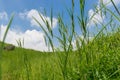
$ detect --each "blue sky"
[0,0,97,30]
[0,0,120,51]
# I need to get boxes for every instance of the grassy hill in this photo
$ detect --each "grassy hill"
[1,29,120,80]
[1,0,120,79]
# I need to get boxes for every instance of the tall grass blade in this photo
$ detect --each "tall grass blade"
[92,18,112,42]
[33,11,54,52]
[111,0,120,16]
[50,8,53,37]
[103,5,120,22]
[0,14,14,80]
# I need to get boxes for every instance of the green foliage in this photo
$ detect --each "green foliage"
[0,0,120,80]
[1,31,120,80]
[0,14,14,80]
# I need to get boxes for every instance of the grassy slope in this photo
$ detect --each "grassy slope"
[1,30,120,80]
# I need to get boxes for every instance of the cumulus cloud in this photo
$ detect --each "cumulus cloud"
[87,0,120,27]
[87,6,105,27]
[71,36,93,50]
[0,25,49,51]
[19,9,58,28]
[19,11,28,19]
[0,12,8,20]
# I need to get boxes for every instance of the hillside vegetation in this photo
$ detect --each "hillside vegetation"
[0,0,120,80]
[1,29,120,80]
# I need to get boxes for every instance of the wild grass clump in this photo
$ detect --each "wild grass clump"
[1,0,120,80]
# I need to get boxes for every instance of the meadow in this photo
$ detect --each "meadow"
[0,0,120,80]
[1,30,120,80]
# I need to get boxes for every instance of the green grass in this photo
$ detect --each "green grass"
[0,29,120,80]
[1,0,120,80]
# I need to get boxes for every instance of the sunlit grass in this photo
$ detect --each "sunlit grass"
[0,14,14,80]
[0,0,120,80]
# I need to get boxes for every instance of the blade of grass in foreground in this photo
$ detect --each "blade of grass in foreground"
[103,4,120,22]
[0,14,14,80]
[111,0,120,16]
[33,10,54,52]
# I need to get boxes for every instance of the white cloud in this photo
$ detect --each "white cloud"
[72,36,93,50]
[19,11,28,19]
[87,0,120,27]
[19,9,58,28]
[0,12,8,20]
[0,25,49,51]
[87,6,105,27]
[99,0,120,7]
